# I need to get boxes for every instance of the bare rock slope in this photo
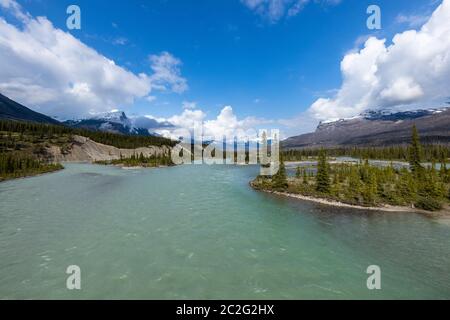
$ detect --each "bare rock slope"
[49,135,171,162]
[284,108,450,149]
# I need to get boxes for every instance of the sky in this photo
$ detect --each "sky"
[0,0,449,139]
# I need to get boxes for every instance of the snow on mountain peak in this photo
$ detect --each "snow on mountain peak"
[92,110,129,123]
[320,107,450,127]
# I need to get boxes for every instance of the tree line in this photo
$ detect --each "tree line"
[282,144,450,162]
[95,152,174,167]
[0,152,63,181]
[0,119,177,149]
[254,125,450,212]
[0,119,177,181]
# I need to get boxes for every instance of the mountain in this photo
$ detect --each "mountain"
[64,111,172,136]
[0,93,60,124]
[283,108,450,149]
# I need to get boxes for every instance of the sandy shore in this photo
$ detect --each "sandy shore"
[268,190,417,212]
[251,182,450,216]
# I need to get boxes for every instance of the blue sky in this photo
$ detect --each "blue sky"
[1,0,448,138]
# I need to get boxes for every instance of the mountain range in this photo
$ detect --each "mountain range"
[0,93,60,125]
[283,108,450,149]
[2,92,450,147]
[0,93,172,136]
[62,111,172,136]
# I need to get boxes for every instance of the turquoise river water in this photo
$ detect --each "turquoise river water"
[0,163,449,299]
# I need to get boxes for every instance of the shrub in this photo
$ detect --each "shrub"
[415,197,442,211]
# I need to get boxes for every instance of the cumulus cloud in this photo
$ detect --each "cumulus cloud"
[0,0,187,119]
[309,0,450,121]
[151,106,272,141]
[241,0,341,23]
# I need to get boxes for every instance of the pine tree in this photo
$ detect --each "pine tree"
[303,169,308,185]
[316,149,330,194]
[409,125,423,175]
[272,157,288,190]
[296,167,301,179]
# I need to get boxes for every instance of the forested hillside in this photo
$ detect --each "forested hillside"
[0,120,177,181]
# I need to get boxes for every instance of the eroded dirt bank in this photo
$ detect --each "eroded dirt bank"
[48,135,172,162]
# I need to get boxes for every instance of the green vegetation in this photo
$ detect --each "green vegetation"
[0,119,177,181]
[282,144,450,162]
[95,152,174,168]
[270,157,288,190]
[0,152,63,181]
[316,149,330,194]
[0,120,176,149]
[253,126,450,212]
[409,124,423,174]
[0,121,70,181]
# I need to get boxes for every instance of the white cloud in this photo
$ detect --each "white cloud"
[203,106,264,140]
[182,101,197,109]
[149,51,188,94]
[112,37,128,45]
[145,95,157,103]
[0,0,187,119]
[0,0,30,22]
[152,105,272,141]
[309,0,450,121]
[278,111,321,135]
[395,13,430,28]
[241,0,341,23]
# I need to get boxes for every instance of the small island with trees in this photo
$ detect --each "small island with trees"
[95,152,174,168]
[252,125,450,213]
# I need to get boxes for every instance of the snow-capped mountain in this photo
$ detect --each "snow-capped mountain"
[64,110,173,136]
[360,108,448,122]
[92,110,132,126]
[284,107,450,148]
[319,108,448,127]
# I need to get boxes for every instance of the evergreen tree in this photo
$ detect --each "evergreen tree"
[316,149,330,194]
[295,167,301,179]
[271,157,288,190]
[409,125,423,174]
[302,169,308,185]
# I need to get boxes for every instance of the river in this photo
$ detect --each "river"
[0,163,449,299]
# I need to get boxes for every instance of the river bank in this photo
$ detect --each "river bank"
[250,181,450,217]
[1,133,174,182]
[0,164,63,183]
